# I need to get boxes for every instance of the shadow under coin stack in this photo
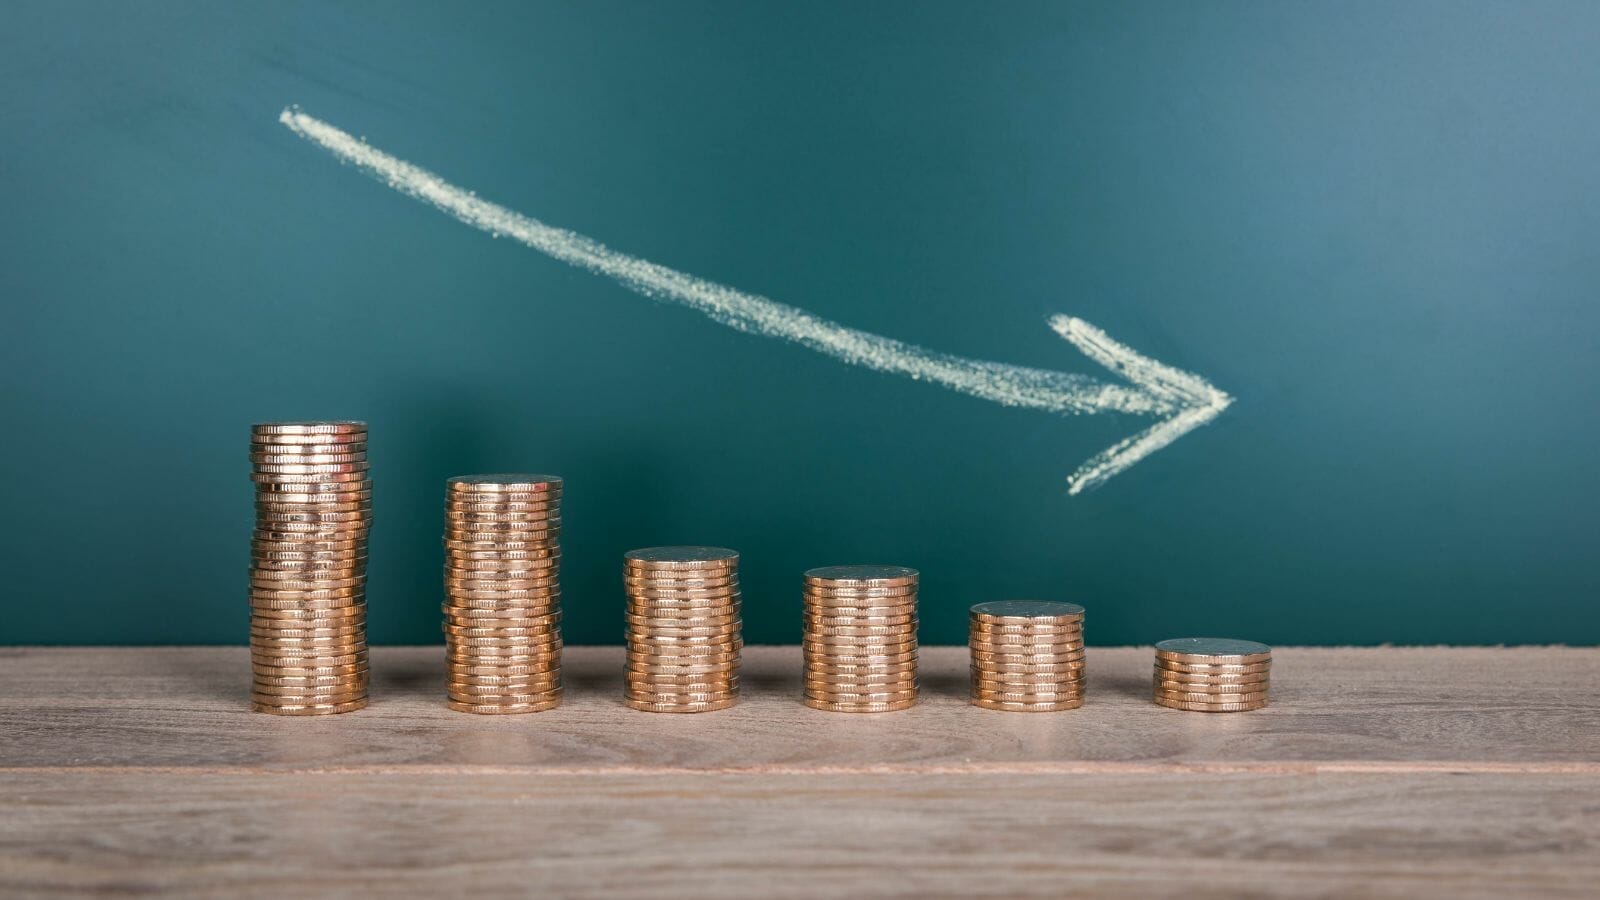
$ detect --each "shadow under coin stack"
[802,566,920,712]
[969,601,1087,711]
[248,421,371,715]
[1153,637,1271,712]
[442,475,564,714]
[623,547,741,713]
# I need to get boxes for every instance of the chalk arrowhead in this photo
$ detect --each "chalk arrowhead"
[1048,315,1232,494]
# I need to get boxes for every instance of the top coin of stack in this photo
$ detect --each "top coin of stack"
[1152,637,1271,712]
[442,474,564,714]
[802,565,919,713]
[248,421,371,716]
[623,547,742,713]
[969,601,1086,712]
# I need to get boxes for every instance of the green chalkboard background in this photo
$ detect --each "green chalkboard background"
[5,1,1598,646]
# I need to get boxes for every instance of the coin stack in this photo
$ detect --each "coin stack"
[249,421,371,715]
[969,601,1086,711]
[1153,637,1271,712]
[802,566,919,712]
[623,547,741,713]
[442,475,564,714]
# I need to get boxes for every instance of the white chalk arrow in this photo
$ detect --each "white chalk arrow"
[280,108,1232,493]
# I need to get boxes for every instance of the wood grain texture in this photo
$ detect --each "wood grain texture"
[2,770,1597,898]
[1,647,1598,897]
[1,646,1597,771]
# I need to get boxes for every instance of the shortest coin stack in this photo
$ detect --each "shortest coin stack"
[1153,638,1271,712]
[969,601,1086,711]
[623,547,742,713]
[802,566,920,713]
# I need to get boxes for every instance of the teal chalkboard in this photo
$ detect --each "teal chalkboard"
[4,1,1599,646]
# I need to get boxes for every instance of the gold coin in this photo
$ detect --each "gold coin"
[804,673,917,690]
[1155,660,1272,677]
[256,479,369,494]
[442,605,561,623]
[970,697,1083,712]
[972,670,1085,686]
[626,673,738,689]
[444,578,561,594]
[801,635,918,651]
[626,646,740,664]
[446,558,561,574]
[447,635,565,650]
[969,639,1084,655]
[624,610,739,627]
[251,690,367,708]
[622,570,737,586]
[803,584,918,600]
[250,604,366,622]
[448,525,560,538]
[250,470,370,485]
[625,545,738,566]
[447,690,562,705]
[802,697,917,713]
[969,600,1084,621]
[253,421,365,435]
[445,514,562,529]
[803,654,918,672]
[254,672,365,688]
[251,646,367,662]
[969,649,1086,666]
[1153,668,1270,685]
[447,493,562,507]
[255,510,370,525]
[253,538,366,554]
[1155,638,1272,665]
[802,597,918,615]
[802,603,918,619]
[1154,678,1269,695]
[625,595,740,612]
[804,689,917,705]
[803,565,918,587]
[971,688,1082,704]
[249,596,364,612]
[252,555,367,570]
[255,492,374,508]
[253,460,371,475]
[447,698,561,714]
[447,474,563,492]
[624,697,736,713]
[446,650,561,666]
[446,676,561,693]
[248,646,366,662]
[251,680,366,698]
[251,446,366,460]
[445,496,558,509]
[253,662,368,678]
[1154,697,1269,712]
[970,622,1084,638]
[1154,688,1269,704]
[443,538,559,552]
[625,660,736,676]
[626,602,741,621]
[445,662,559,678]
[447,588,561,603]
[803,612,916,627]
[804,622,917,638]
[625,688,738,704]
[443,631,559,648]
[249,634,366,649]
[252,698,369,715]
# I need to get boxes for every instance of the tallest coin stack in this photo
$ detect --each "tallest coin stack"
[248,422,372,715]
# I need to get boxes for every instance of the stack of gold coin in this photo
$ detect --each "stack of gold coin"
[802,566,919,712]
[969,601,1086,711]
[442,474,564,714]
[248,421,371,715]
[1153,637,1271,712]
[623,547,741,713]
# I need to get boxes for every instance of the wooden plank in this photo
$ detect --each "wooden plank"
[1,770,1596,898]
[1,646,1596,771]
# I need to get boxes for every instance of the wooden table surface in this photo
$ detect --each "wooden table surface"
[2,646,1597,897]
